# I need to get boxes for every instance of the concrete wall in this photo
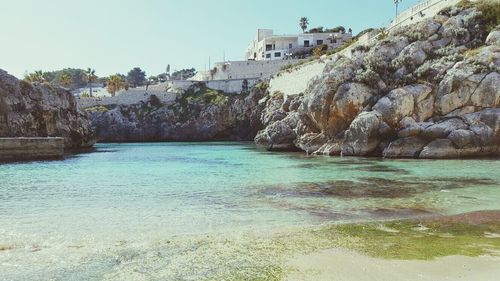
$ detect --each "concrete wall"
[77,90,177,109]
[198,59,303,81]
[168,78,261,94]
[269,58,331,96]
[0,137,64,161]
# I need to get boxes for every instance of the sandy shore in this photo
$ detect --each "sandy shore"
[286,248,500,281]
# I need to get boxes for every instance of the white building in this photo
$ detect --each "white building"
[190,59,302,81]
[245,29,352,61]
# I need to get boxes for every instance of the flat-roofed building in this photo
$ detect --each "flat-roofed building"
[245,28,352,61]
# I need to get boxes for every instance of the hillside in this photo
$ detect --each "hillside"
[255,1,500,158]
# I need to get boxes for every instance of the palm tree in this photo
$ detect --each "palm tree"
[300,17,309,33]
[59,73,72,89]
[24,70,45,83]
[106,74,125,97]
[85,68,97,97]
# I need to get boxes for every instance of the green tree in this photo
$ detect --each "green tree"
[127,67,146,87]
[300,17,309,33]
[107,74,125,97]
[313,44,328,57]
[84,68,97,97]
[308,26,323,33]
[157,73,168,82]
[171,68,196,80]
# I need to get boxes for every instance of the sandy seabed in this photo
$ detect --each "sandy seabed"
[287,248,500,281]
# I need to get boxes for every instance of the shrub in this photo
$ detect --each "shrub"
[475,0,500,33]
[456,0,499,33]
[313,44,328,57]
[85,106,108,113]
[255,82,269,91]
[80,91,91,98]
[148,94,163,107]
[377,28,388,40]
[271,91,284,99]
[179,84,229,106]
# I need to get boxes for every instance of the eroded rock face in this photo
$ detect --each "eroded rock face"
[255,6,500,159]
[90,86,267,142]
[0,70,95,148]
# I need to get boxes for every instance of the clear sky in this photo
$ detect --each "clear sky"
[0,0,422,79]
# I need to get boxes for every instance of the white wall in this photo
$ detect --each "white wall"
[77,90,177,109]
[168,78,261,94]
[191,59,303,81]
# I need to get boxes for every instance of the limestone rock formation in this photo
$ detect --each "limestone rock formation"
[89,84,267,142]
[255,4,500,159]
[0,70,95,148]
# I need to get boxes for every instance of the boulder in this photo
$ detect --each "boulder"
[394,41,433,69]
[419,139,459,159]
[254,113,299,151]
[470,72,500,108]
[422,118,468,139]
[448,129,475,148]
[435,63,486,115]
[302,82,374,136]
[341,111,383,156]
[398,117,422,137]
[383,137,429,158]
[486,30,500,46]
[373,86,415,127]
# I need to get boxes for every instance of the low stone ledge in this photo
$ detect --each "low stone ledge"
[0,137,65,162]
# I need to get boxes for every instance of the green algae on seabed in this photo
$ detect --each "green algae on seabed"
[328,220,500,260]
[13,218,500,281]
[165,219,499,280]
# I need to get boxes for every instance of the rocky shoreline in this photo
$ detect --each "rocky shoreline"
[1,3,498,160]
[0,70,95,149]
[88,83,267,142]
[255,5,500,159]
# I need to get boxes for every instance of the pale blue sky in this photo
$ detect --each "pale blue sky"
[0,0,422,78]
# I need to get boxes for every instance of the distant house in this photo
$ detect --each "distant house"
[245,29,352,61]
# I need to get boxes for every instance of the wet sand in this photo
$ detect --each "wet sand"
[287,210,500,281]
[286,248,500,281]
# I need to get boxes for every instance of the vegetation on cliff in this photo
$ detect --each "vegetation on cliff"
[256,2,500,159]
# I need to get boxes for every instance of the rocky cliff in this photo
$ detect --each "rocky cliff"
[89,83,267,141]
[255,3,500,158]
[0,70,95,148]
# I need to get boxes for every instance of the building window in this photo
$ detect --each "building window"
[289,43,293,49]
[304,40,310,47]
[266,53,271,59]
[266,44,273,51]
[317,40,323,45]
[274,52,281,57]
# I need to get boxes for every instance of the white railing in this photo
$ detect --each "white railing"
[388,0,461,30]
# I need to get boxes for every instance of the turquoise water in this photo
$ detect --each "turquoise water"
[1,142,499,280]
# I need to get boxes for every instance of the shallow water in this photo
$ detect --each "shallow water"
[1,142,499,280]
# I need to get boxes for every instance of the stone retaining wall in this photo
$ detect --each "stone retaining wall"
[167,78,261,94]
[77,91,177,109]
[0,137,65,161]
